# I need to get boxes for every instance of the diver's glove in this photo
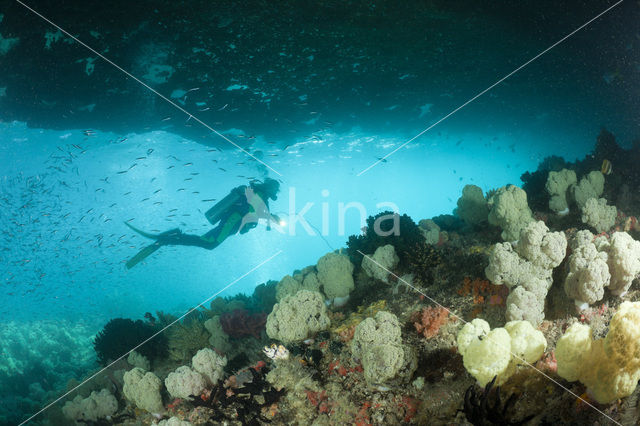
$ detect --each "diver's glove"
[267,214,280,231]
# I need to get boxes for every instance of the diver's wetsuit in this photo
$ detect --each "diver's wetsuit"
[125,179,279,269]
[157,185,266,250]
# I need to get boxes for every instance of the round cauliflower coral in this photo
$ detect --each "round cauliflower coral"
[456,184,489,226]
[515,220,567,270]
[192,348,227,386]
[570,170,604,209]
[316,252,355,299]
[165,365,207,400]
[602,232,640,296]
[361,244,399,283]
[351,311,416,387]
[581,197,616,233]
[266,290,330,343]
[123,368,164,414]
[487,185,533,241]
[564,239,610,307]
[545,168,577,215]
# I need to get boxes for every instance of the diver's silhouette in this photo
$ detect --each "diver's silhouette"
[125,178,281,269]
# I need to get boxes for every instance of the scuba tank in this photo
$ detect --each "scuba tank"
[205,186,245,225]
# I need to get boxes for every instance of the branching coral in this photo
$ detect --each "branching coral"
[219,309,267,339]
[167,319,211,363]
[407,241,442,286]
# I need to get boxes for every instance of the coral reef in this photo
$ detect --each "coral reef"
[165,365,208,400]
[458,277,509,310]
[192,348,227,386]
[521,155,569,211]
[35,129,640,426]
[564,230,611,308]
[581,197,616,232]
[418,219,443,244]
[601,232,640,296]
[571,170,605,210]
[203,316,231,353]
[194,363,284,424]
[485,220,566,325]
[127,350,151,371]
[457,319,546,386]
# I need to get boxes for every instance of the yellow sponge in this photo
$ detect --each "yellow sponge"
[457,319,546,386]
[556,302,640,403]
[605,301,640,370]
[556,322,592,382]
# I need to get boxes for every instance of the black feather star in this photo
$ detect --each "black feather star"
[93,317,167,366]
[462,376,534,425]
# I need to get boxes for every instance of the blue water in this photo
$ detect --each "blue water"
[0,121,586,322]
[1,0,638,423]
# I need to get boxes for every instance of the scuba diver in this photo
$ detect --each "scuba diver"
[125,178,281,269]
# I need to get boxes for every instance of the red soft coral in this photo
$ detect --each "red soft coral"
[411,306,450,339]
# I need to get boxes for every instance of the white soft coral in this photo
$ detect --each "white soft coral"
[564,230,611,308]
[485,221,567,326]
[601,232,640,296]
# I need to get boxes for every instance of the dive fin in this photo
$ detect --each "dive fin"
[124,226,183,269]
[124,222,160,239]
[126,243,161,269]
